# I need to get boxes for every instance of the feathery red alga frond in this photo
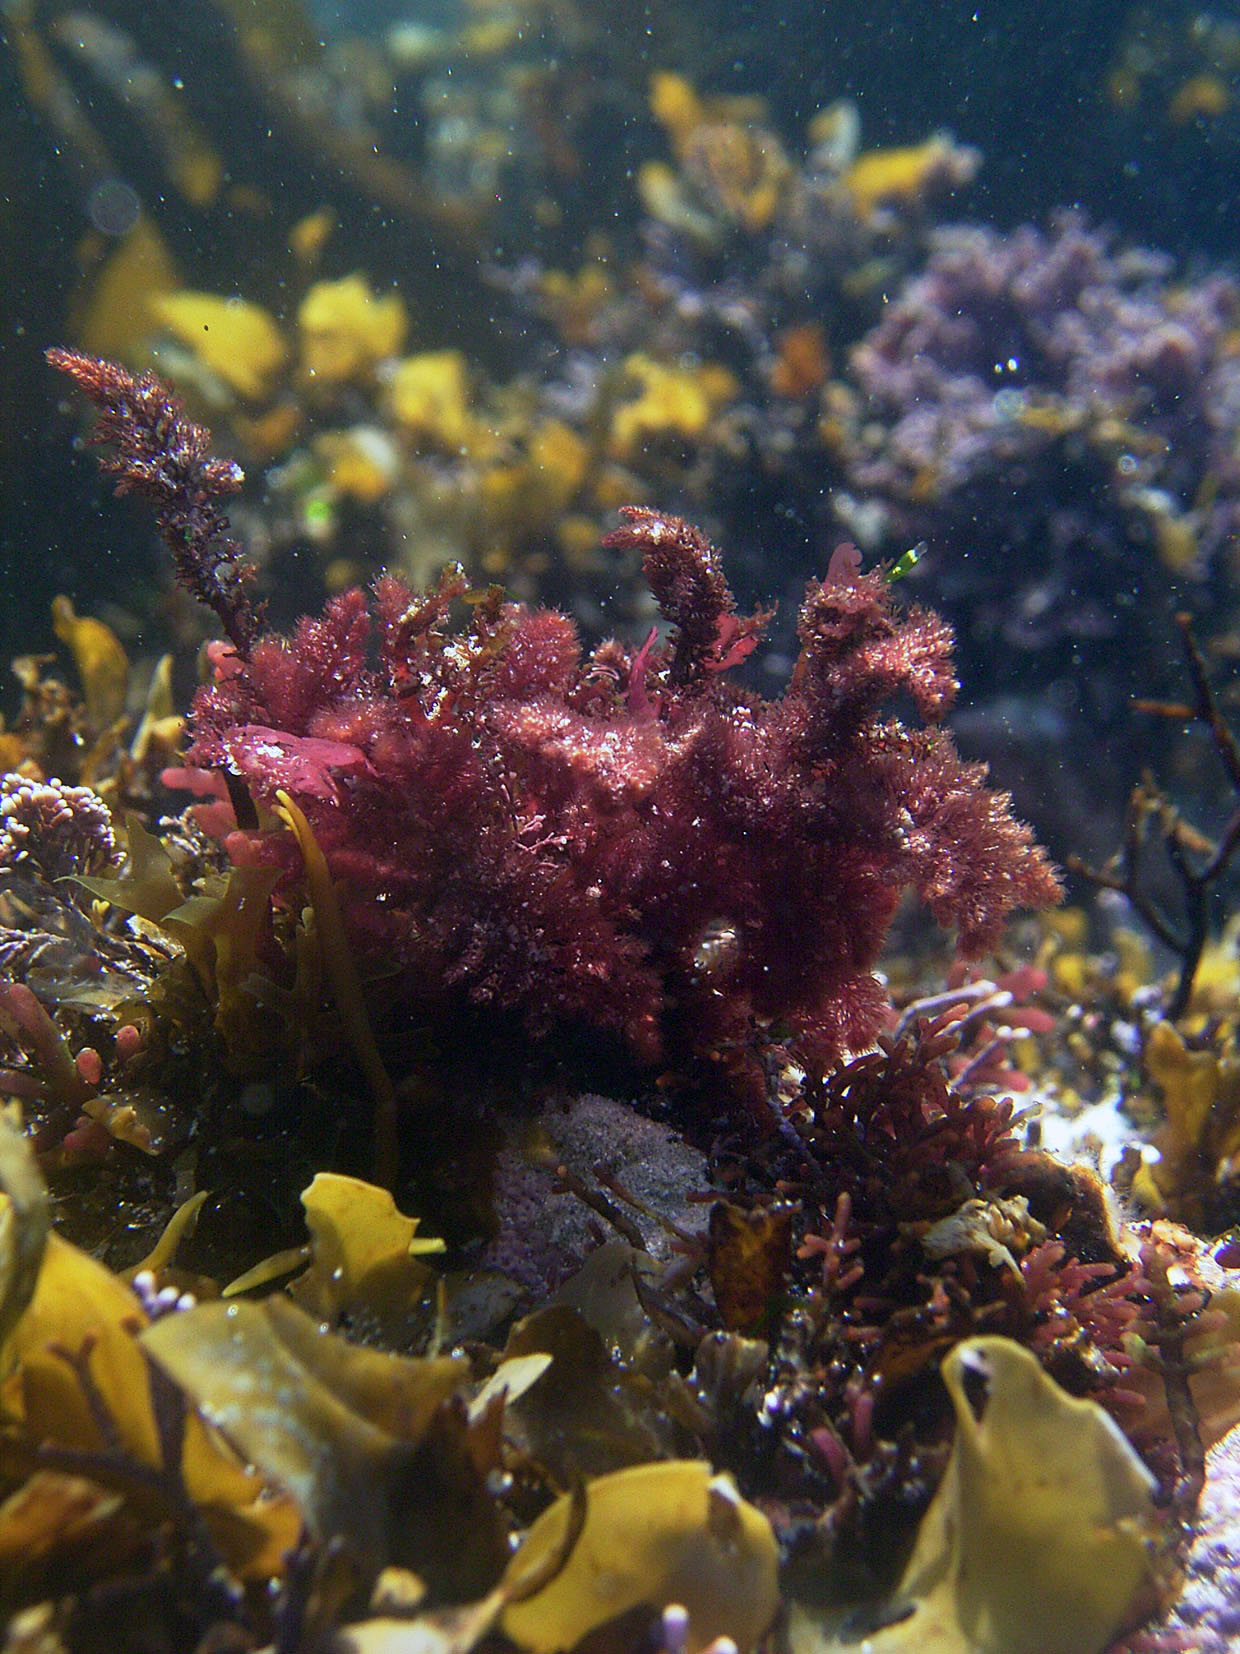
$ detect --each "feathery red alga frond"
[185,504,1060,1089]
[49,352,1059,1095]
[46,347,263,653]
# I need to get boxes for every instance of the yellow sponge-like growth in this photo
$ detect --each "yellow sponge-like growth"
[150,290,288,400]
[298,273,407,385]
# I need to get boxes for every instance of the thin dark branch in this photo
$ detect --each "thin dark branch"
[1072,618,1240,1019]
[1176,610,1240,793]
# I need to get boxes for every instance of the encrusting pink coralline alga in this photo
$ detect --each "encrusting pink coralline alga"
[48,349,1061,1104]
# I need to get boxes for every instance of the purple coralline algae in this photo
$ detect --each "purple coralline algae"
[839,214,1240,647]
[0,773,117,883]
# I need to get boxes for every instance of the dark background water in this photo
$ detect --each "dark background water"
[758,0,1234,251]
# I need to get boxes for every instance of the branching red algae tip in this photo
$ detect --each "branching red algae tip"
[48,347,1060,1111]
